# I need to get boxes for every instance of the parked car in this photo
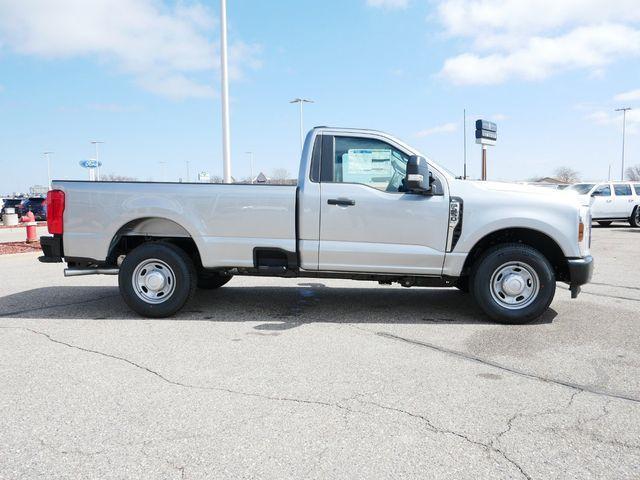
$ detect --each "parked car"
[39,127,593,324]
[1,198,24,216]
[17,197,47,220]
[566,182,640,227]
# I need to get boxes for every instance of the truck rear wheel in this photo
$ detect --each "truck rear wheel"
[470,244,555,324]
[630,207,640,228]
[119,242,196,318]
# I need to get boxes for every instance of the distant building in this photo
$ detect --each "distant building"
[534,177,566,185]
[255,172,268,184]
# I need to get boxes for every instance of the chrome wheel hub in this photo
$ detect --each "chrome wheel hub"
[133,259,176,304]
[490,262,540,310]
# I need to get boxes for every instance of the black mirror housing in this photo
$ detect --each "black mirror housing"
[405,155,432,194]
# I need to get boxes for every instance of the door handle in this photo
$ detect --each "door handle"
[327,198,356,206]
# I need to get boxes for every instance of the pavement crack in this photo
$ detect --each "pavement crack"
[362,400,531,480]
[557,285,640,303]
[376,332,640,404]
[3,326,355,413]
[492,391,582,446]
[590,282,640,292]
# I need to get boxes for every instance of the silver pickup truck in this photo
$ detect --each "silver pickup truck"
[40,127,593,323]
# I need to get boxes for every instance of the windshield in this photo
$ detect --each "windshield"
[567,183,595,194]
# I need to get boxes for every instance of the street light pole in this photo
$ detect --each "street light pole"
[290,98,314,153]
[91,141,104,181]
[220,0,232,183]
[186,161,191,182]
[245,151,254,183]
[615,107,631,181]
[44,152,54,189]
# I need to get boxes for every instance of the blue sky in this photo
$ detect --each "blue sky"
[1,0,639,194]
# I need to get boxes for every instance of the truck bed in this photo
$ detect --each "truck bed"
[56,181,297,268]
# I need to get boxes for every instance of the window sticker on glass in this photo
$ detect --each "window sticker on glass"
[342,149,392,185]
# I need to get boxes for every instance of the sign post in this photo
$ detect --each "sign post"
[475,120,497,181]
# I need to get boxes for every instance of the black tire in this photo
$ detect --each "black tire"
[597,221,612,227]
[119,242,196,318]
[470,243,556,324]
[630,207,640,228]
[197,271,233,289]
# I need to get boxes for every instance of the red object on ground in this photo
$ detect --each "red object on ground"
[25,222,38,243]
[46,190,65,235]
[20,211,36,223]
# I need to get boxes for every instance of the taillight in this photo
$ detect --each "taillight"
[47,190,65,235]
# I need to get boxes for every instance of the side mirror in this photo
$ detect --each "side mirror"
[405,155,433,195]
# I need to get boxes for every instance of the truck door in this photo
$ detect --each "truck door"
[318,134,449,275]
[590,183,614,218]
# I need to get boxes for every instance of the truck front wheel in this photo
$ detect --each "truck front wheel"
[119,242,196,318]
[470,244,556,324]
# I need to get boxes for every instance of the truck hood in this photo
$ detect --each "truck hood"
[455,180,584,208]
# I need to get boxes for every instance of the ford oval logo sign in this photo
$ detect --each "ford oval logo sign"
[79,159,102,169]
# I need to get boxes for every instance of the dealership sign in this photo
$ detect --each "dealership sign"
[475,120,497,145]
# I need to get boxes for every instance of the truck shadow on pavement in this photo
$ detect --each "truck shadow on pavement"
[0,283,557,327]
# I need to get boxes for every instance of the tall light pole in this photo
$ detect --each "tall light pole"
[290,98,314,153]
[44,151,54,189]
[615,107,631,181]
[91,141,104,181]
[245,151,254,183]
[220,0,232,183]
[186,160,191,182]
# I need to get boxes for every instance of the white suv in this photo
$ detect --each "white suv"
[567,182,640,227]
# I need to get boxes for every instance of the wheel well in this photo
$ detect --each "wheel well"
[107,218,202,269]
[461,228,569,281]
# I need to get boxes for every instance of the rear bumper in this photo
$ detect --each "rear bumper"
[39,235,63,263]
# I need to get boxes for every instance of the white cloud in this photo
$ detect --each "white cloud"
[416,122,458,137]
[436,0,640,85]
[614,89,640,102]
[491,113,508,121]
[0,0,262,99]
[367,0,409,9]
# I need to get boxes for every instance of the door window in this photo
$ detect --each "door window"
[332,136,408,192]
[592,184,611,196]
[614,184,632,196]
[634,184,640,195]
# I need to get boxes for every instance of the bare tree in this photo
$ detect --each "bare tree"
[209,175,224,183]
[553,166,580,184]
[625,164,640,181]
[102,173,138,182]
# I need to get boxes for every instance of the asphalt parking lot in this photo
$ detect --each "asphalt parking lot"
[1,226,639,479]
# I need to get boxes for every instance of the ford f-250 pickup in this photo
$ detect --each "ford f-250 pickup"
[39,127,594,323]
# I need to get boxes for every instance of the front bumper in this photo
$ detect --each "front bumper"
[39,235,63,263]
[566,255,594,298]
